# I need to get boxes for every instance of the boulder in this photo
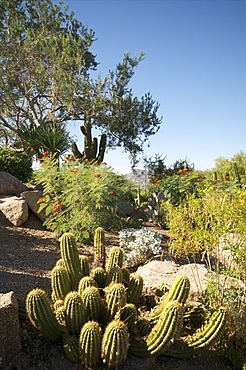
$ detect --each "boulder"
[136,260,208,297]
[0,171,29,195]
[22,190,46,222]
[0,195,29,226]
[0,291,21,369]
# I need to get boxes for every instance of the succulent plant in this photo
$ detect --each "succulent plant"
[94,226,106,268]
[26,230,227,368]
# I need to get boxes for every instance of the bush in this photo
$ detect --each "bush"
[34,155,135,242]
[0,147,33,182]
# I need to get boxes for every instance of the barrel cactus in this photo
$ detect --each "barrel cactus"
[26,229,227,368]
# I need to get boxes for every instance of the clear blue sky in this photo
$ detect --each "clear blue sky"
[62,0,246,174]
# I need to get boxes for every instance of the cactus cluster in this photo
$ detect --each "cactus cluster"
[26,229,227,368]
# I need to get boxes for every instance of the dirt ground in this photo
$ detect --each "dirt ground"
[0,211,233,370]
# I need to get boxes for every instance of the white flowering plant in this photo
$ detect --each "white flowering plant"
[119,227,163,267]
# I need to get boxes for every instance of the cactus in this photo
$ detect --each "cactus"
[79,321,102,367]
[164,307,227,358]
[115,303,138,333]
[106,246,123,270]
[26,288,66,341]
[64,291,87,335]
[233,161,241,187]
[106,265,123,285]
[92,267,106,288]
[94,226,106,268]
[51,266,71,302]
[104,283,126,323]
[130,300,182,357]
[63,334,80,362]
[78,276,98,295]
[81,286,102,321]
[79,255,90,277]
[150,275,190,322]
[60,233,82,290]
[127,274,143,305]
[26,231,228,366]
[101,320,129,368]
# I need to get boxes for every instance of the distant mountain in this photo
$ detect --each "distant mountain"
[124,169,150,189]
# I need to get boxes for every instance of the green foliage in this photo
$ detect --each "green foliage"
[212,151,246,183]
[34,156,134,242]
[0,147,33,182]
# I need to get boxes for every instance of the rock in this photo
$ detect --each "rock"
[0,195,29,226]
[0,171,29,195]
[216,233,244,271]
[22,190,46,222]
[0,291,21,369]
[136,260,208,297]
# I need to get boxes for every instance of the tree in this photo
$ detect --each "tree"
[213,151,246,182]
[0,0,162,162]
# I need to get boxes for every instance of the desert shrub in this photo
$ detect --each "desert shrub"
[34,155,135,242]
[0,147,33,182]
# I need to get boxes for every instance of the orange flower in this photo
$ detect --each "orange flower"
[53,202,62,212]
[110,191,117,197]
[178,169,183,174]
[43,151,49,157]
[92,162,98,166]
[72,169,78,174]
[37,197,45,204]
[67,157,74,162]
[103,162,107,165]
[198,178,203,182]
[181,181,186,185]
[94,172,101,178]
[183,168,188,173]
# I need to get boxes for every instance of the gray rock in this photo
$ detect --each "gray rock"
[0,195,29,226]
[0,171,29,195]
[22,190,46,222]
[136,260,208,297]
[0,291,21,370]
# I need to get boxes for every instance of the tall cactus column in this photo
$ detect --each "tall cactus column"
[60,233,82,290]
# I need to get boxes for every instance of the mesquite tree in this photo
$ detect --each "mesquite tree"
[0,0,162,162]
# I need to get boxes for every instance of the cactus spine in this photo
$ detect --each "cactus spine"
[101,320,129,368]
[127,274,143,305]
[106,246,123,270]
[106,266,123,285]
[78,276,98,295]
[79,255,90,277]
[92,267,106,288]
[51,266,71,301]
[64,291,87,335]
[79,321,102,367]
[94,227,106,268]
[130,301,182,357]
[26,288,66,341]
[164,307,227,358]
[63,334,80,362]
[116,303,138,333]
[104,283,126,323]
[60,233,82,290]
[81,286,102,321]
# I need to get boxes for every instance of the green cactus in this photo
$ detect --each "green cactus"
[81,286,102,321]
[51,266,71,302]
[106,246,123,270]
[94,226,106,268]
[26,288,66,341]
[150,275,190,322]
[79,321,102,367]
[92,267,106,288]
[106,266,123,286]
[130,300,182,357]
[79,255,90,277]
[127,274,143,305]
[53,299,64,311]
[233,161,242,187]
[122,267,130,287]
[56,258,65,268]
[63,334,80,362]
[64,291,87,335]
[55,305,66,325]
[164,307,227,358]
[60,233,82,290]
[183,303,208,331]
[101,320,129,368]
[115,303,138,333]
[136,317,151,337]
[104,283,126,323]
[78,276,98,295]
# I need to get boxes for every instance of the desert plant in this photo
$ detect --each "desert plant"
[26,229,227,368]
[0,147,33,182]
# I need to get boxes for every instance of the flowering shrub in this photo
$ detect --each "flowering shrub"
[119,228,162,267]
[34,156,135,242]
